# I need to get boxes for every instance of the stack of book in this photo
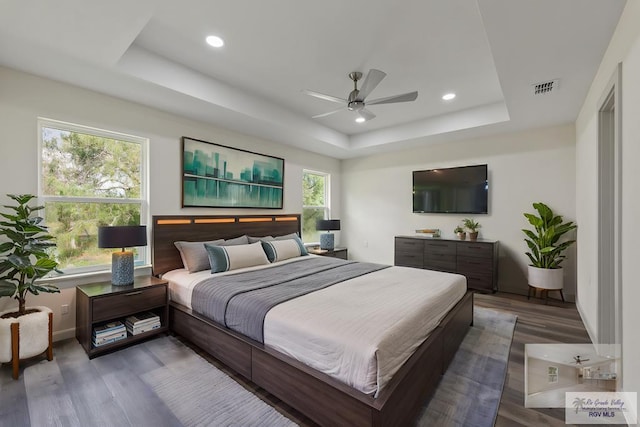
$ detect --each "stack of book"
[93,321,127,347]
[125,311,161,336]
[415,228,441,238]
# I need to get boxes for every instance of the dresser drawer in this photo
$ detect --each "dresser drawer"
[93,285,167,322]
[423,258,456,272]
[395,237,424,252]
[395,251,424,268]
[463,272,494,291]
[424,240,456,256]
[457,242,493,259]
[457,257,494,274]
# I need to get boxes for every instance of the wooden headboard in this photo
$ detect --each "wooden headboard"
[151,214,301,276]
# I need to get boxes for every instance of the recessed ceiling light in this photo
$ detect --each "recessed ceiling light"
[442,93,456,101]
[355,117,366,123]
[206,35,224,48]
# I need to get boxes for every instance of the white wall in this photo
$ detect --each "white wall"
[527,358,577,394]
[0,66,341,339]
[575,1,640,396]
[342,124,576,298]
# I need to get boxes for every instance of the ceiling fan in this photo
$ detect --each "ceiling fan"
[303,69,418,122]
[572,355,591,365]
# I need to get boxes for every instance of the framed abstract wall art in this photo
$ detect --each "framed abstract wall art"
[182,137,284,208]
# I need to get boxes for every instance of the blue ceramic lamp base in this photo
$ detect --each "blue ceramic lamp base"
[320,233,335,250]
[111,251,134,286]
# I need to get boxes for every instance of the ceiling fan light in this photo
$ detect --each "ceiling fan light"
[206,35,224,48]
[442,93,456,101]
[355,117,366,123]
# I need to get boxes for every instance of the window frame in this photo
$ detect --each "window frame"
[37,117,150,276]
[302,169,330,244]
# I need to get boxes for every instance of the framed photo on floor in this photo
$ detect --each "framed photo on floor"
[182,137,284,208]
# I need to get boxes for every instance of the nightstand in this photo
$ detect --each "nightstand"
[76,276,169,358]
[311,247,348,260]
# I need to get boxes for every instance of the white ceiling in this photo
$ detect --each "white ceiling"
[0,0,626,159]
[526,343,618,368]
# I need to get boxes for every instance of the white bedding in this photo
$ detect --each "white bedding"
[163,256,466,395]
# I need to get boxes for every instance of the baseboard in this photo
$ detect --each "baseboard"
[575,300,597,344]
[53,327,76,342]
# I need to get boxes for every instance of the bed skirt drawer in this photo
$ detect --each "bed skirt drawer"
[170,305,252,379]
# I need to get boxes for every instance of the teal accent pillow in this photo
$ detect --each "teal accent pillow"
[261,237,308,263]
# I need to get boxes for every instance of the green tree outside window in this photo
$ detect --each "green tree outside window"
[39,120,147,273]
[302,171,329,243]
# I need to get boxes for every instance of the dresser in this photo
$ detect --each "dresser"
[395,236,498,292]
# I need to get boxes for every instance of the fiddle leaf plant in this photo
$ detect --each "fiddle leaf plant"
[0,194,61,317]
[462,218,481,233]
[522,202,576,269]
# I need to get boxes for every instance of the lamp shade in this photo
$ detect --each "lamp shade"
[98,226,147,249]
[316,219,341,231]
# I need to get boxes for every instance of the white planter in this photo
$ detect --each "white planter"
[527,266,563,290]
[0,306,52,363]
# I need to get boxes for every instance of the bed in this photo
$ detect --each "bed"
[152,214,474,426]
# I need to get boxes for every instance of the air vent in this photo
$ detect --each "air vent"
[533,79,559,95]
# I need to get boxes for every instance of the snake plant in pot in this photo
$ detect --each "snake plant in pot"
[0,194,61,378]
[522,202,576,299]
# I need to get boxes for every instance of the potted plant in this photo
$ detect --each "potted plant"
[0,194,61,378]
[522,202,576,299]
[463,218,481,240]
[454,225,466,240]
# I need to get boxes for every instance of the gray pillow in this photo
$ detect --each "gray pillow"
[248,235,274,243]
[274,232,300,241]
[174,239,224,272]
[221,235,249,246]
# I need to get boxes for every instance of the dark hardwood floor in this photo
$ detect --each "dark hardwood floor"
[190,291,592,427]
[1,291,591,427]
[475,292,592,427]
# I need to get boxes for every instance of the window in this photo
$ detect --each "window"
[302,170,329,243]
[38,118,148,275]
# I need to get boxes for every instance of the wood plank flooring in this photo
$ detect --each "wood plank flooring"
[1,292,591,427]
[474,292,592,427]
[178,291,594,426]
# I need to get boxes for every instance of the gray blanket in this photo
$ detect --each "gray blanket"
[192,257,389,342]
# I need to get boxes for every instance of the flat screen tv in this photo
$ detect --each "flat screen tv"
[413,164,488,214]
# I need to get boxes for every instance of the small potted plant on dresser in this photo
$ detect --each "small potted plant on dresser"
[0,194,61,379]
[454,225,466,240]
[463,218,481,240]
[522,202,576,302]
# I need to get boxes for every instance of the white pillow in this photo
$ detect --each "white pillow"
[204,242,270,273]
[261,238,307,263]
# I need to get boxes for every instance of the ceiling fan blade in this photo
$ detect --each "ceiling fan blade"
[302,89,346,104]
[367,91,418,105]
[312,107,345,119]
[357,69,386,100]
[358,109,376,121]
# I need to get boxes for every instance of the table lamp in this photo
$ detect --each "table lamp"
[98,225,147,286]
[316,219,340,250]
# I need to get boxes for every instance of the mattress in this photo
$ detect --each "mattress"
[163,256,466,395]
